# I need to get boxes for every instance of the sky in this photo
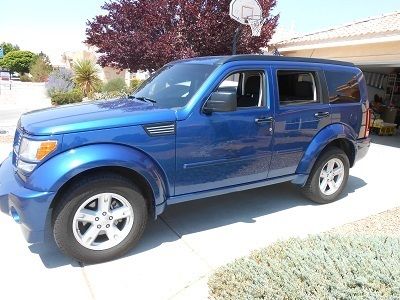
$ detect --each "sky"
[0,0,399,63]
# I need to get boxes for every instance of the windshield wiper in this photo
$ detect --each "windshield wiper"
[129,95,157,104]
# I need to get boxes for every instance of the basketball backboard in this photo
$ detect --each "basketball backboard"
[229,0,262,25]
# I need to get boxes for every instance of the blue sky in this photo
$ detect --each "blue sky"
[0,0,399,62]
[274,0,400,33]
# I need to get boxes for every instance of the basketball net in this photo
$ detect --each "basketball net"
[246,17,266,37]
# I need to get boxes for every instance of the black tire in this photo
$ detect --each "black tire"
[52,174,148,264]
[301,147,350,204]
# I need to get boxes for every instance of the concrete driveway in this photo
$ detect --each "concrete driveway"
[0,134,399,300]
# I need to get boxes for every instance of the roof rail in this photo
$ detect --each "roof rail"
[220,55,355,67]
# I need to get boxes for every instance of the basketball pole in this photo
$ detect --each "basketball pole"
[232,25,243,55]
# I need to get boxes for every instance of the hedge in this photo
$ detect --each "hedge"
[51,89,83,105]
[208,235,400,300]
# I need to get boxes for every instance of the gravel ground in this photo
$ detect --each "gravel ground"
[331,207,400,236]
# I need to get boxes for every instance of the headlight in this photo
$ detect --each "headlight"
[19,138,58,162]
[17,160,37,173]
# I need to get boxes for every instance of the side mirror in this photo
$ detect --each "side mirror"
[203,91,237,114]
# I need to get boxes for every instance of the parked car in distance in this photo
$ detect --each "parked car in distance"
[0,71,10,81]
[0,55,371,263]
[11,73,20,81]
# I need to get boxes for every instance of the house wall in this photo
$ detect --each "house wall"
[278,41,400,66]
[101,67,130,85]
[62,50,131,85]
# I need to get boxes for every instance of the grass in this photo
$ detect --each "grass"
[208,235,400,300]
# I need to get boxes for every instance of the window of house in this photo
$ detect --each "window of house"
[216,71,265,108]
[277,70,319,105]
[325,70,361,104]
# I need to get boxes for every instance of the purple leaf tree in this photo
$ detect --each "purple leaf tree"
[86,0,279,71]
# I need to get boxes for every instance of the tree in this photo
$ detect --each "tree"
[72,59,101,97]
[0,50,36,74]
[86,0,278,71]
[0,42,20,55]
[30,54,53,82]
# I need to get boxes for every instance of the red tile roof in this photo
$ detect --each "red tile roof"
[272,11,400,47]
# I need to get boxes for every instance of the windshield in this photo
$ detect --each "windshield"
[134,63,216,109]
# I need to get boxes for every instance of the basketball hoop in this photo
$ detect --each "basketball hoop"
[245,16,266,37]
[229,0,266,53]
[230,0,266,37]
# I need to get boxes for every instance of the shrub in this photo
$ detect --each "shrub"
[46,68,74,97]
[72,59,101,97]
[208,235,400,300]
[130,79,143,92]
[102,78,127,93]
[89,90,130,101]
[51,89,83,106]
[19,74,32,82]
[30,55,52,82]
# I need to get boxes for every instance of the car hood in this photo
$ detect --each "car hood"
[19,98,177,136]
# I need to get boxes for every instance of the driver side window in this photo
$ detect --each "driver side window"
[217,71,265,108]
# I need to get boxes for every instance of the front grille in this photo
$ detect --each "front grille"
[143,123,176,136]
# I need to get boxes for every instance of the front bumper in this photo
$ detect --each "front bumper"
[355,137,371,163]
[0,155,55,243]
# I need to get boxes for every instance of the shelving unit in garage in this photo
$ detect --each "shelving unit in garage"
[385,73,400,106]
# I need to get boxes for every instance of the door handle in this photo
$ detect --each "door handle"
[314,112,330,119]
[255,116,274,124]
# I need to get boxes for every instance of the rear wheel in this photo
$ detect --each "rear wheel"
[52,174,148,264]
[301,147,350,204]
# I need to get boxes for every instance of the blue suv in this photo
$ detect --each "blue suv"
[0,55,371,263]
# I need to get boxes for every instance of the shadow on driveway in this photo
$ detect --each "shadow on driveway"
[371,134,400,148]
[29,175,367,268]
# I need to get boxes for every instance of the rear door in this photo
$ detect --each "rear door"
[268,65,331,178]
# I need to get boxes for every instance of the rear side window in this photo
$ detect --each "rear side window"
[325,70,361,104]
[277,71,319,106]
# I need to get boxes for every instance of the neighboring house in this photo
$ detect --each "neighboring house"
[58,46,132,85]
[265,12,400,107]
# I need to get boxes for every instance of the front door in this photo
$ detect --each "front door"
[175,68,274,195]
[268,66,331,178]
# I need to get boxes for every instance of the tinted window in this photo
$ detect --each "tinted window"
[325,70,361,104]
[134,63,216,108]
[277,71,319,105]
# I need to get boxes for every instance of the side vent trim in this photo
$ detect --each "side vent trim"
[143,123,176,137]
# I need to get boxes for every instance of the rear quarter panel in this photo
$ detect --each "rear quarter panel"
[323,65,368,137]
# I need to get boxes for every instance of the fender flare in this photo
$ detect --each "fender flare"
[25,143,169,208]
[295,123,357,176]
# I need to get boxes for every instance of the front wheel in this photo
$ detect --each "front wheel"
[52,174,148,264]
[301,147,350,204]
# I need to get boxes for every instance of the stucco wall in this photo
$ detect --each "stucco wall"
[277,41,400,66]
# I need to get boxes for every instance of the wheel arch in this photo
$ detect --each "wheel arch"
[296,123,357,176]
[26,143,170,219]
[49,166,156,218]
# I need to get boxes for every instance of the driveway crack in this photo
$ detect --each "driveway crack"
[79,262,96,300]
[159,216,213,270]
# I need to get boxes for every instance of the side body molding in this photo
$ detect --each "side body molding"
[295,123,357,176]
[24,144,168,208]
